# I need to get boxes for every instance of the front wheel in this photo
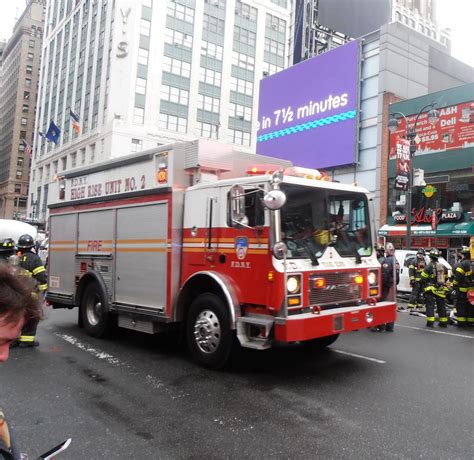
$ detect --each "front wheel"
[300,334,339,350]
[81,282,113,338]
[186,293,233,369]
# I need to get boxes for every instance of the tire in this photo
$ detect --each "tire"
[300,334,339,350]
[80,282,113,338]
[186,293,233,369]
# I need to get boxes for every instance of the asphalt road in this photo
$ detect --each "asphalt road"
[1,302,473,459]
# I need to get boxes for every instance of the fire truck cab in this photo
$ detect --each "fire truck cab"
[46,140,396,368]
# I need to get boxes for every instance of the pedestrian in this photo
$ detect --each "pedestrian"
[372,244,397,332]
[407,248,426,314]
[11,234,47,348]
[0,239,16,264]
[0,265,41,459]
[451,246,473,328]
[420,248,449,328]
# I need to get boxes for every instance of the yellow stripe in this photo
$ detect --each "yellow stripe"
[50,247,76,252]
[19,336,35,342]
[51,240,75,244]
[116,248,166,253]
[32,266,46,275]
[456,267,465,274]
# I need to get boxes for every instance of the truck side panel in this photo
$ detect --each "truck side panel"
[115,203,168,310]
[49,213,77,295]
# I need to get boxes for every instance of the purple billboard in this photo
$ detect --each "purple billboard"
[257,40,360,169]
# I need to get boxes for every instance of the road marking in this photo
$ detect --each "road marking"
[396,324,474,339]
[55,333,189,399]
[332,349,386,364]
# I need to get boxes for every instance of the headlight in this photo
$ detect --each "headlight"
[287,275,301,294]
[368,271,378,286]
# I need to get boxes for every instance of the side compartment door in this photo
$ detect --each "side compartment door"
[115,203,168,311]
[48,214,77,295]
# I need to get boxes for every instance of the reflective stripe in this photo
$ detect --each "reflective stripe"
[455,267,465,274]
[457,317,467,321]
[421,272,430,278]
[439,317,448,323]
[32,266,46,275]
[426,317,435,322]
[19,335,36,342]
[458,287,468,292]
[468,318,474,323]
[39,284,48,291]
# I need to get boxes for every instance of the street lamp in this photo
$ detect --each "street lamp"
[388,103,439,250]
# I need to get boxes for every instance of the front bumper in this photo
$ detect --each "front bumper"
[274,301,397,342]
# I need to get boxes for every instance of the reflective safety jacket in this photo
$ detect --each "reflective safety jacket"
[409,257,426,282]
[452,259,473,294]
[421,260,448,298]
[18,251,48,292]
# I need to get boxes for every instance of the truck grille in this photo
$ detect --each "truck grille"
[309,272,361,309]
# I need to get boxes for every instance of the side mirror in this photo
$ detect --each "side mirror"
[230,184,246,226]
[263,189,286,210]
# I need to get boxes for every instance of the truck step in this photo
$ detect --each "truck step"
[118,315,165,334]
[236,315,274,350]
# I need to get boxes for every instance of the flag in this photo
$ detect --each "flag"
[21,139,33,157]
[45,120,61,144]
[70,108,81,134]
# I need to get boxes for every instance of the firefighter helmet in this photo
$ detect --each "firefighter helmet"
[17,234,35,249]
[417,248,425,256]
[0,238,16,253]
[428,248,440,260]
[376,244,385,254]
[460,246,470,256]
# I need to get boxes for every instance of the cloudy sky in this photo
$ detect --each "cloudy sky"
[1,0,473,67]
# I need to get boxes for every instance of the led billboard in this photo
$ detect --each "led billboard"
[257,40,360,169]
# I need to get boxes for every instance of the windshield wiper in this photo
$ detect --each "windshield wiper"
[299,239,319,266]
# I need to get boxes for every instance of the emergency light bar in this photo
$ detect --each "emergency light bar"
[246,165,329,181]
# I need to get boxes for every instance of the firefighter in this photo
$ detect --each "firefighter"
[420,248,448,328]
[372,245,395,332]
[13,234,47,348]
[407,248,426,314]
[0,238,16,263]
[451,246,473,328]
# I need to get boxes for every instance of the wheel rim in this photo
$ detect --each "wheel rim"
[86,292,102,326]
[193,309,221,354]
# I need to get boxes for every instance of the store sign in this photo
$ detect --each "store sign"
[389,101,474,157]
[395,139,410,190]
[394,208,463,225]
[257,40,360,169]
[422,185,437,197]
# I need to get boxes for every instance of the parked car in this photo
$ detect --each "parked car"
[395,249,452,294]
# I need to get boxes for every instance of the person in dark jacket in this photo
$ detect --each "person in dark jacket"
[451,246,473,328]
[407,248,426,314]
[0,265,41,459]
[0,239,16,263]
[11,234,47,348]
[421,248,449,328]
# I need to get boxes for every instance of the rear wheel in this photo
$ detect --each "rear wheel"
[81,282,113,338]
[186,293,233,369]
[300,334,339,350]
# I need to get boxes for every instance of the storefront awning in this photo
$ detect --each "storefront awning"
[377,222,472,237]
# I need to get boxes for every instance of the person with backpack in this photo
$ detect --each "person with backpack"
[451,246,473,328]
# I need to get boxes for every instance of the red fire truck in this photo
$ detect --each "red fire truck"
[46,140,396,368]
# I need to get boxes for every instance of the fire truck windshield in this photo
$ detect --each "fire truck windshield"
[280,184,372,260]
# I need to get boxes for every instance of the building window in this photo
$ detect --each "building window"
[159,113,187,133]
[199,67,221,86]
[133,107,145,124]
[22,104,29,113]
[131,138,143,152]
[198,94,220,113]
[228,129,251,146]
[26,65,33,74]
[230,77,253,96]
[61,157,67,171]
[161,85,189,105]
[263,62,283,76]
[264,38,285,56]
[27,52,34,60]
[17,158,24,167]
[29,39,35,48]
[21,117,28,126]
[140,19,151,36]
[201,40,223,60]
[70,152,77,168]
[203,14,225,35]
[195,121,218,139]
[270,0,287,7]
[16,170,23,179]
[229,103,251,121]
[167,2,194,23]
[204,0,225,7]
[232,51,255,71]
[135,77,147,95]
[164,28,193,50]
[233,27,256,47]
[138,48,149,65]
[163,56,191,78]
[235,1,258,21]
[15,184,22,193]
[25,78,32,88]
[24,91,30,100]
[266,14,286,34]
